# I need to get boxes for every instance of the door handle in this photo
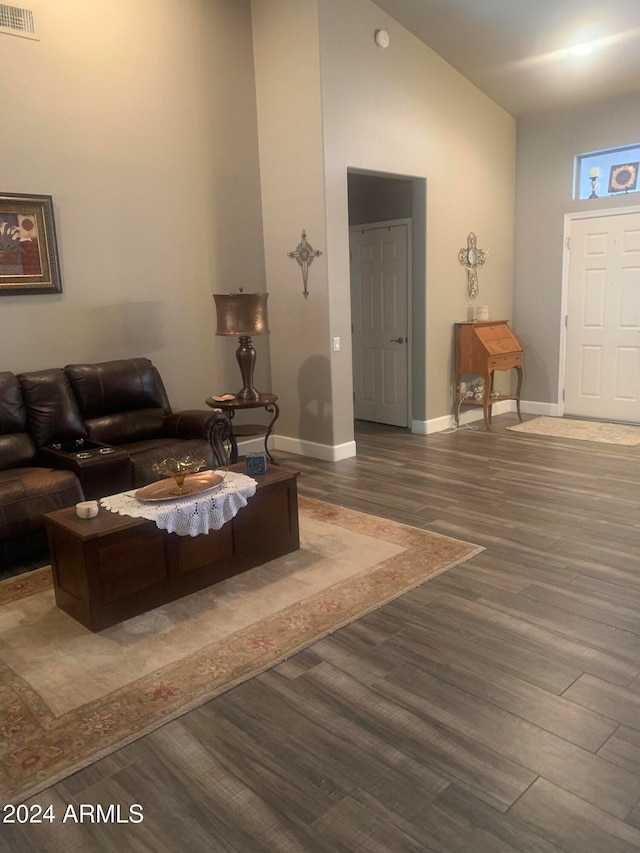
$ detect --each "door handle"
[389,337,406,343]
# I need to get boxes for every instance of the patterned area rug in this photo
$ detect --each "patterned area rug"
[0,497,481,803]
[507,416,640,446]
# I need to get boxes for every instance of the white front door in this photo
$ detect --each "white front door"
[350,222,410,427]
[565,211,640,422]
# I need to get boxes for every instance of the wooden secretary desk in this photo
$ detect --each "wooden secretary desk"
[454,320,524,430]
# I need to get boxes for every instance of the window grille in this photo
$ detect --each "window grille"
[0,4,36,39]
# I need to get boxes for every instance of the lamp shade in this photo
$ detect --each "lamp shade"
[213,293,269,336]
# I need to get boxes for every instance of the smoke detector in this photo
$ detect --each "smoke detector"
[375,29,389,49]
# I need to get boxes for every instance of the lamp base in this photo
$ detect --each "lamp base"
[236,336,261,401]
[236,387,262,402]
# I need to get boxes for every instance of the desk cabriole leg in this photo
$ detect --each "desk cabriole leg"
[488,371,496,424]
[515,365,524,422]
[483,372,492,430]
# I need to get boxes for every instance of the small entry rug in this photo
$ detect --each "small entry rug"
[507,416,640,446]
[0,497,481,803]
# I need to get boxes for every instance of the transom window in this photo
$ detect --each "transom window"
[575,143,640,200]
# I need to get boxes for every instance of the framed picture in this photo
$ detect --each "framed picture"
[608,163,639,194]
[0,192,62,295]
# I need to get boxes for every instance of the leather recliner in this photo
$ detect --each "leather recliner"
[18,358,231,489]
[0,359,231,557]
[0,371,83,546]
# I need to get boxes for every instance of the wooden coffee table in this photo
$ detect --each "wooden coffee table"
[44,464,299,631]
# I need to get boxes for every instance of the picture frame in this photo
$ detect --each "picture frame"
[0,192,62,295]
[608,163,639,194]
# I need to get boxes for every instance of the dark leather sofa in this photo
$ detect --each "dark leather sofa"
[0,371,83,550]
[0,357,231,552]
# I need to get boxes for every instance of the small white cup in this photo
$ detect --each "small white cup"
[76,500,99,519]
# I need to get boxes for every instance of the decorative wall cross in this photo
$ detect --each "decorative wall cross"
[458,232,487,299]
[287,230,322,298]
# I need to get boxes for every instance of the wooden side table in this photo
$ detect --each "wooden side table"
[205,393,279,463]
[454,321,524,430]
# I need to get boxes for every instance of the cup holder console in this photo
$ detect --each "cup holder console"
[41,440,132,499]
[49,439,112,456]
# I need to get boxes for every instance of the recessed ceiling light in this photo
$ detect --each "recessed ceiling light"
[570,42,593,56]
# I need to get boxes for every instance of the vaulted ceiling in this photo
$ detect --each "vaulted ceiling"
[371,0,640,116]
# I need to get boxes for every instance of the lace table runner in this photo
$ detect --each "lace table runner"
[100,470,258,537]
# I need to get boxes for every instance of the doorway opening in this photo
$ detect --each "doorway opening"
[347,169,426,432]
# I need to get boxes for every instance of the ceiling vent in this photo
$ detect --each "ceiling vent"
[0,4,37,40]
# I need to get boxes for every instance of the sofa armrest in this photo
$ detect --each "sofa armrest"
[165,410,232,467]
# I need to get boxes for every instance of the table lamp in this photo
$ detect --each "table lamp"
[213,291,270,401]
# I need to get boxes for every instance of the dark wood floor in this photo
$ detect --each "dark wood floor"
[4,414,640,852]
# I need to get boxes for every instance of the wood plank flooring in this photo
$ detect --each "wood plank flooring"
[3,414,640,852]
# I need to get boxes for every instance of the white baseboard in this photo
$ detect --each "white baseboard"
[234,436,268,456]
[236,434,357,462]
[520,400,561,416]
[238,400,558,458]
[413,399,560,435]
[413,400,513,434]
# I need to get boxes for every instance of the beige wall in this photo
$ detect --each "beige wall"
[2,0,516,451]
[318,0,516,436]
[514,91,640,405]
[0,0,267,410]
[253,0,516,454]
[251,0,333,452]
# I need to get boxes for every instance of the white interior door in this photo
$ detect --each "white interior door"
[565,211,640,422]
[350,222,409,427]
